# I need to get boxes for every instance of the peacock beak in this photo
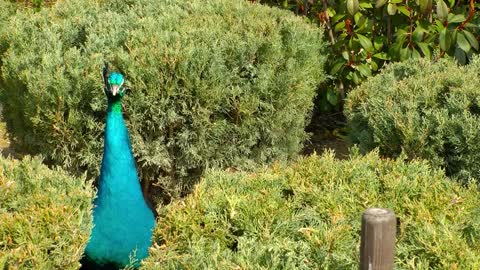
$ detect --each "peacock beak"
[111,85,120,96]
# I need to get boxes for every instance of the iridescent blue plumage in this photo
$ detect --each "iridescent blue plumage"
[82,69,155,269]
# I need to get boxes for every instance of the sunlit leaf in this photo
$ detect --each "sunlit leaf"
[417,42,431,59]
[412,48,421,59]
[326,7,336,17]
[370,60,378,71]
[397,6,410,17]
[359,2,373,8]
[448,14,466,24]
[400,47,411,60]
[334,21,346,32]
[387,3,397,15]
[373,52,390,60]
[419,0,433,14]
[347,0,359,15]
[436,0,448,23]
[375,0,388,8]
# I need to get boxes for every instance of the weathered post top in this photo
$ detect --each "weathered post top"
[360,208,396,270]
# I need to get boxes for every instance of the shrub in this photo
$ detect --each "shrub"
[0,0,326,202]
[254,0,480,111]
[345,57,480,181]
[0,1,15,51]
[7,0,55,11]
[141,151,480,269]
[0,156,93,269]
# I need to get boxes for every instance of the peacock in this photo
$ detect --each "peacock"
[81,64,155,270]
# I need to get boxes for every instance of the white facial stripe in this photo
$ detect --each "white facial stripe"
[111,85,119,96]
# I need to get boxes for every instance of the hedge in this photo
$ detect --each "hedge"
[345,57,480,182]
[0,0,326,202]
[141,151,480,269]
[0,1,15,54]
[0,156,93,269]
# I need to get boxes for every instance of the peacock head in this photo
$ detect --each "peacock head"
[106,72,126,99]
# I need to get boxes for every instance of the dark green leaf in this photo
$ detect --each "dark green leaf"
[456,31,471,53]
[330,60,345,75]
[374,36,385,50]
[352,71,361,84]
[319,98,332,112]
[454,47,467,65]
[395,29,409,44]
[357,33,374,52]
[326,88,338,106]
[435,20,444,31]
[412,28,426,43]
[357,64,372,77]
[370,60,379,71]
[354,13,367,28]
[463,30,479,51]
[439,28,451,50]
[331,14,345,24]
[419,0,433,14]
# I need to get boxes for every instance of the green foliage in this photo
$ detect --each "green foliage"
[0,1,15,51]
[6,0,55,12]
[0,156,94,269]
[141,151,480,269]
[254,0,480,110]
[0,0,326,202]
[345,57,480,181]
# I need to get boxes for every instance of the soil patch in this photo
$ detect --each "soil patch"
[303,111,349,159]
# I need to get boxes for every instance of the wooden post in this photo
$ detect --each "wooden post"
[360,208,396,270]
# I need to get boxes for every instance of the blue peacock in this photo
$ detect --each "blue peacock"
[81,64,155,270]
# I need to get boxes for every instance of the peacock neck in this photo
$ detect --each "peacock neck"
[105,99,128,155]
[99,99,142,196]
[107,99,122,114]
